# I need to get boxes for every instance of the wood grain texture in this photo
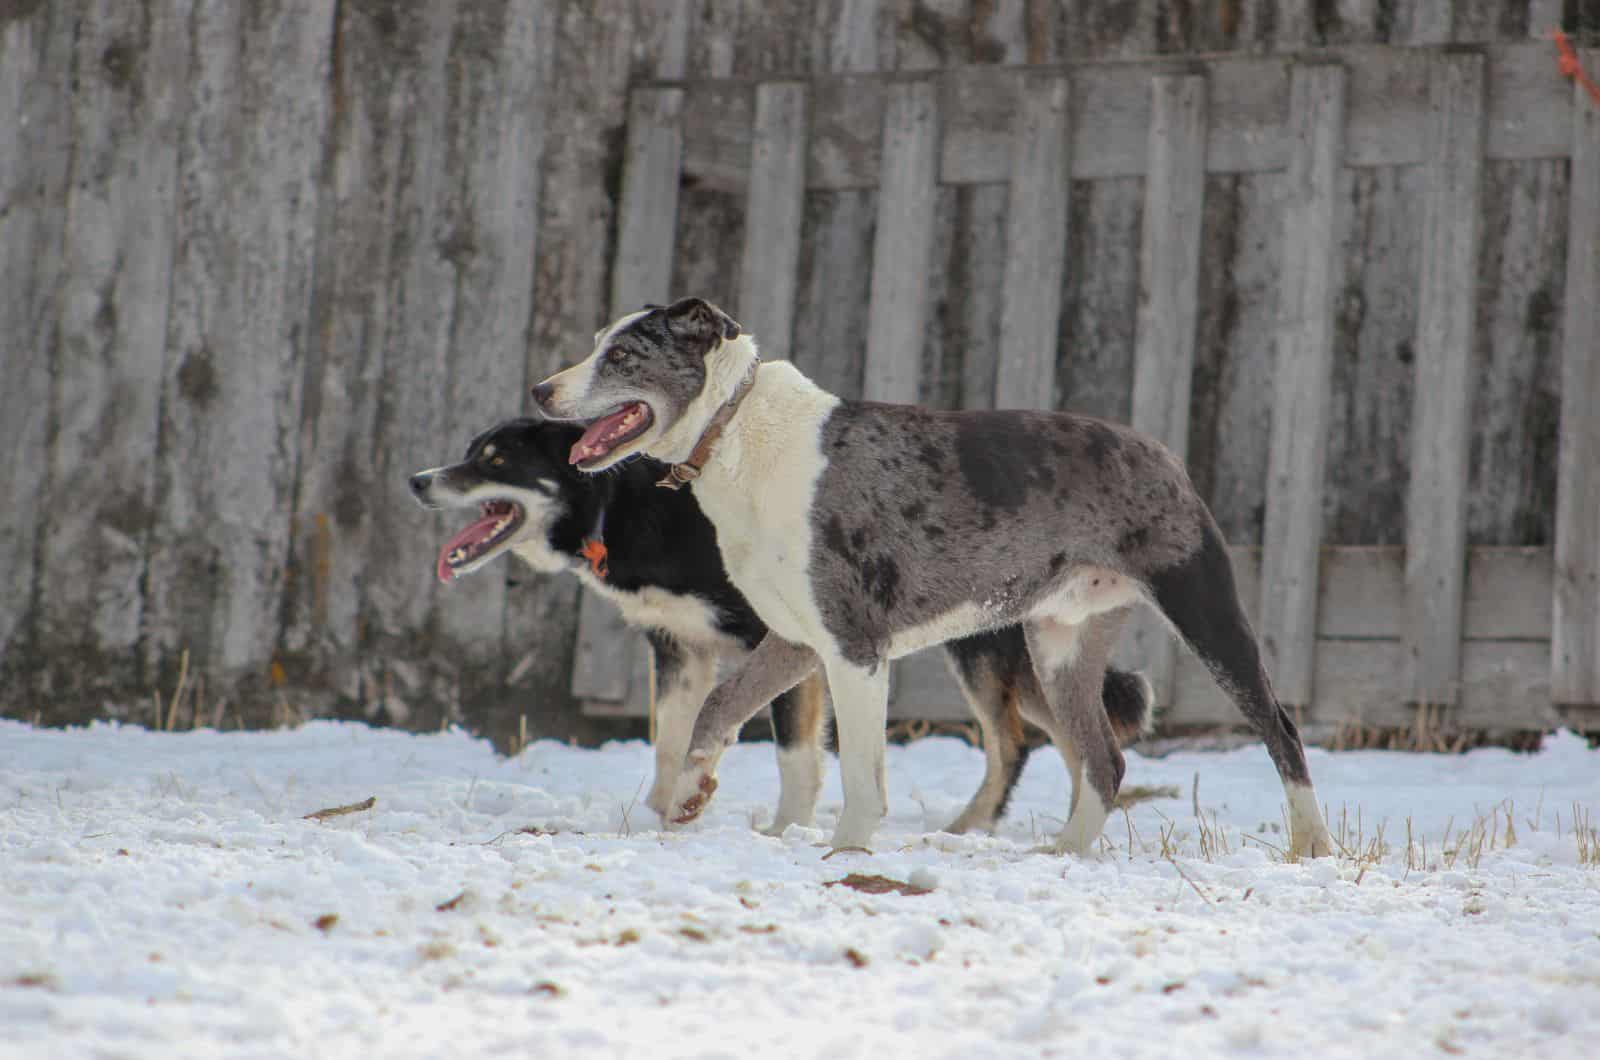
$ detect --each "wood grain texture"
[993,75,1072,411]
[1404,51,1486,706]
[354,0,461,728]
[1552,58,1600,704]
[1258,65,1347,706]
[572,84,686,710]
[430,0,553,747]
[281,0,410,709]
[1120,74,1208,705]
[143,0,334,710]
[678,44,1571,195]
[1402,0,1455,45]
[863,79,941,403]
[738,82,809,357]
[37,0,191,710]
[1465,158,1566,548]
[0,2,76,691]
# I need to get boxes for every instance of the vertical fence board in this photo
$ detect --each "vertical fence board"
[738,82,809,357]
[145,2,334,714]
[38,0,190,710]
[0,6,78,687]
[430,0,552,748]
[993,75,1072,411]
[1553,61,1600,704]
[283,0,409,709]
[1118,74,1208,704]
[1404,1,1454,45]
[1404,52,1486,706]
[863,80,941,403]
[357,0,461,727]
[1259,65,1346,707]
[570,86,685,710]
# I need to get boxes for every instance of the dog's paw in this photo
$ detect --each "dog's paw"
[667,752,720,825]
[671,773,718,824]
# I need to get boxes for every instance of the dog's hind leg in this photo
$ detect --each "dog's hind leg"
[764,671,829,835]
[942,631,1033,835]
[666,633,820,826]
[1145,517,1335,859]
[1024,607,1131,856]
[821,655,891,850]
[643,632,718,821]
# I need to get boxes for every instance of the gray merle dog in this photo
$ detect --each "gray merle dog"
[532,298,1335,857]
[409,417,1153,836]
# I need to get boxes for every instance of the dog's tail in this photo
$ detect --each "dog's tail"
[1102,669,1155,747]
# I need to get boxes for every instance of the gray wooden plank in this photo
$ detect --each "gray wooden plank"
[1119,73,1208,706]
[282,0,410,706]
[144,1,334,710]
[680,44,1573,195]
[1552,56,1600,705]
[429,0,553,746]
[1185,170,1282,546]
[993,74,1072,411]
[1526,1,1564,37]
[738,82,809,358]
[1259,65,1347,706]
[522,1,680,728]
[1403,51,1486,707]
[863,79,941,404]
[38,0,190,708]
[571,85,686,706]
[354,0,461,729]
[611,88,686,311]
[1403,0,1454,45]
[0,3,76,688]
[1464,158,1567,548]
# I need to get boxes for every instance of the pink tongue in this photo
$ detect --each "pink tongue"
[435,514,504,584]
[570,406,637,465]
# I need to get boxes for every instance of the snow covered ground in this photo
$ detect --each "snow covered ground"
[1,719,1597,1060]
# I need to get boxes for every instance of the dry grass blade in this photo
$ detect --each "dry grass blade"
[1163,854,1214,905]
[824,873,931,897]
[303,796,377,821]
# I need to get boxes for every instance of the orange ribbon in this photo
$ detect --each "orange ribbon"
[1553,30,1600,107]
[580,539,609,579]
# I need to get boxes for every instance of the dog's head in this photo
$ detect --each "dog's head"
[409,418,589,583]
[529,297,745,472]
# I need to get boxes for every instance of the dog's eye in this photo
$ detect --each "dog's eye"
[491,455,505,467]
[606,346,626,365]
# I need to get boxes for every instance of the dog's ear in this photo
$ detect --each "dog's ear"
[664,297,742,344]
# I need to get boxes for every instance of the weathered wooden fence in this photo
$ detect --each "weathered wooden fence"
[2,1,1596,749]
[574,31,1600,737]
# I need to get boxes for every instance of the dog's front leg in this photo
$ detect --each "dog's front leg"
[643,632,717,821]
[667,633,819,826]
[820,656,890,850]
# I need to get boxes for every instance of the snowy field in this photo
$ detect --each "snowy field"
[2,719,1597,1060]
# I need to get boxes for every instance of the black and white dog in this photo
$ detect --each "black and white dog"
[531,298,1336,857]
[409,418,1152,835]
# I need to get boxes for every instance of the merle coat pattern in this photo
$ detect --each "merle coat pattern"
[533,298,1334,857]
[409,418,1152,835]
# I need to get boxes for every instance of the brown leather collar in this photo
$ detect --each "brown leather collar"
[656,355,761,490]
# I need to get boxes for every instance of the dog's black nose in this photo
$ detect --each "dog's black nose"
[408,472,431,497]
[530,381,554,408]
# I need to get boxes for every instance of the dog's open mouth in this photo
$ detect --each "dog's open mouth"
[436,500,525,583]
[569,402,653,468]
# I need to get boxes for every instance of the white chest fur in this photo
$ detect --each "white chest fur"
[691,362,839,648]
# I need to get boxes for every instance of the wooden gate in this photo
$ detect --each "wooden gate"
[573,38,1600,736]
